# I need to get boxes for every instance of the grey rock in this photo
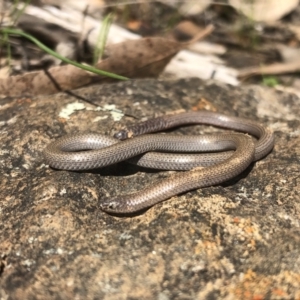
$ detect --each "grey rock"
[0,78,299,299]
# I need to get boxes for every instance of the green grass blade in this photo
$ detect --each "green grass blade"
[1,28,128,81]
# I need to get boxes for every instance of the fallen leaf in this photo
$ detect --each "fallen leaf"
[174,20,207,39]
[0,64,93,97]
[93,24,214,79]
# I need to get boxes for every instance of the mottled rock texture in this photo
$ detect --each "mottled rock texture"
[0,78,299,299]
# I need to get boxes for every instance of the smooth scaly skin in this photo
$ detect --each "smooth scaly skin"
[100,134,255,213]
[44,111,274,170]
[43,111,274,214]
[114,111,274,163]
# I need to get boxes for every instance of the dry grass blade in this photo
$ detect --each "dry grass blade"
[238,60,300,78]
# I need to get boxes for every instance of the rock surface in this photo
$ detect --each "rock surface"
[0,78,299,299]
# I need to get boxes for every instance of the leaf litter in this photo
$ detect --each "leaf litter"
[0,25,214,97]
